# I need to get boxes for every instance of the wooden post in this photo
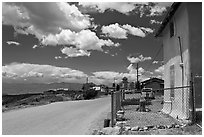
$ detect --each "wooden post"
[111,90,114,127]
[190,77,196,124]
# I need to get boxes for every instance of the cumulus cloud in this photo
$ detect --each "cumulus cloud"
[101,23,127,39]
[2,62,88,83]
[3,2,91,34]
[6,41,20,46]
[148,5,167,16]
[3,3,119,57]
[79,2,172,16]
[21,71,44,78]
[127,54,152,64]
[155,65,164,74]
[32,45,39,49]
[150,19,162,24]
[79,2,137,15]
[54,56,62,59]
[90,68,150,85]
[122,24,146,37]
[41,29,119,52]
[127,64,145,74]
[61,47,91,57]
[152,61,159,64]
[2,71,18,79]
[140,27,154,33]
[102,23,153,39]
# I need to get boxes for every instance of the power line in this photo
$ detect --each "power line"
[146,44,163,72]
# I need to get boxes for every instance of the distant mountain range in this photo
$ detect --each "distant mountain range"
[2,82,83,95]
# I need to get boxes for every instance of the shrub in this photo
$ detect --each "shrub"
[83,89,98,100]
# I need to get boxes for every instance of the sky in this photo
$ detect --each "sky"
[2,2,171,85]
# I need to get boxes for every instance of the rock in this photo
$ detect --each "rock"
[115,121,126,127]
[139,127,144,131]
[143,126,148,130]
[92,129,99,135]
[157,125,165,129]
[99,131,105,135]
[101,127,121,135]
[145,108,151,112]
[166,125,173,129]
[125,126,131,130]
[131,126,139,131]
[146,125,154,129]
[152,126,157,130]
[117,110,125,115]
[180,124,187,128]
[175,124,180,128]
[116,118,126,121]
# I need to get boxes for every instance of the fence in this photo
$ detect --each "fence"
[111,82,197,126]
[161,85,196,123]
[111,90,122,127]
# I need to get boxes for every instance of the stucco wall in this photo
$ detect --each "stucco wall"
[161,3,191,119]
[187,3,202,109]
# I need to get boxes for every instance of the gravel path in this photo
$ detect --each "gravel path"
[122,97,202,135]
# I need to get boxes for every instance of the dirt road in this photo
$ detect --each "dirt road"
[2,96,111,135]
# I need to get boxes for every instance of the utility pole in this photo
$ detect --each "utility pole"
[137,63,139,83]
[86,76,89,84]
[136,63,140,90]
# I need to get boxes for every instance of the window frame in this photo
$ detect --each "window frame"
[169,20,175,38]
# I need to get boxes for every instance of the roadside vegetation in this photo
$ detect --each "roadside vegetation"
[2,88,106,112]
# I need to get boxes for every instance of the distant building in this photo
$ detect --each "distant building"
[155,2,202,121]
[141,78,164,96]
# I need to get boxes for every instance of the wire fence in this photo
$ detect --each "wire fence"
[111,82,198,126]
[111,90,122,126]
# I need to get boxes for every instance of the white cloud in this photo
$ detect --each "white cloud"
[127,54,152,64]
[2,62,88,83]
[32,45,39,49]
[2,71,18,79]
[6,41,20,46]
[54,56,62,59]
[150,19,162,24]
[79,2,172,17]
[148,5,167,16]
[101,23,127,39]
[3,2,115,56]
[155,65,164,74]
[90,68,150,85]
[61,47,91,57]
[101,23,153,39]
[140,27,154,33]
[21,71,44,78]
[152,61,159,64]
[3,2,91,35]
[127,64,145,74]
[41,29,119,52]
[122,24,146,37]
[79,2,137,15]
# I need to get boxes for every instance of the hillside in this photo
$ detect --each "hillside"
[2,82,83,95]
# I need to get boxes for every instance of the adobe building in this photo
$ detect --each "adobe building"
[155,2,202,121]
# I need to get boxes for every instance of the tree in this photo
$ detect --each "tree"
[122,77,128,89]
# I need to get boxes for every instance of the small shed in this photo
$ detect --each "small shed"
[141,78,164,96]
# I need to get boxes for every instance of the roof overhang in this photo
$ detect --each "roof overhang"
[155,2,181,37]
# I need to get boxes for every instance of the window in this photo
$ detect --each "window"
[170,65,175,98]
[170,21,175,37]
